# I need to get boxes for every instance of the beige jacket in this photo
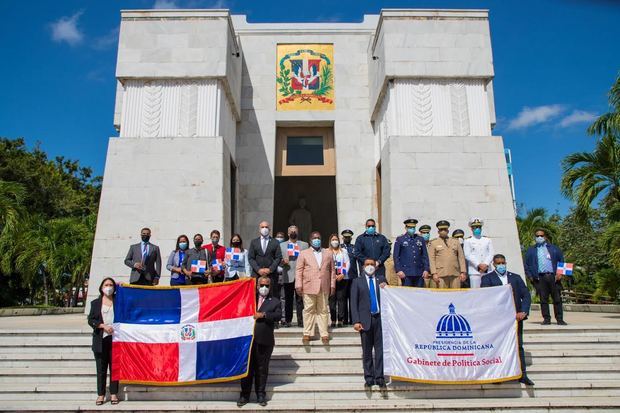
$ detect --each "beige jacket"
[295,248,336,295]
[428,237,466,277]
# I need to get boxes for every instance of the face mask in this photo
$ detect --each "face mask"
[473,228,482,237]
[194,240,203,248]
[496,264,507,275]
[343,237,352,244]
[535,236,545,244]
[276,237,285,243]
[459,239,464,245]
[232,241,241,247]
[329,240,340,248]
[141,235,150,243]
[258,286,269,297]
[422,233,430,241]
[289,232,297,239]
[179,242,188,250]
[407,228,416,236]
[365,265,376,276]
[260,228,270,237]
[211,238,219,245]
[366,226,376,235]
[311,239,321,249]
[102,286,114,296]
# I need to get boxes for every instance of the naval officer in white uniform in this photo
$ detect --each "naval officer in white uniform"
[463,218,495,288]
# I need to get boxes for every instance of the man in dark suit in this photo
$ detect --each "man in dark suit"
[482,253,534,386]
[354,219,391,277]
[248,221,283,298]
[238,276,282,407]
[350,257,387,388]
[124,227,162,285]
[524,228,567,325]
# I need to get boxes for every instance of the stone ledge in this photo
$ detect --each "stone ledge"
[0,308,84,317]
[530,303,620,313]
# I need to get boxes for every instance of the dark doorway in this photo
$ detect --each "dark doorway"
[273,176,338,246]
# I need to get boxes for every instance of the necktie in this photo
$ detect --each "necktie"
[258,296,265,310]
[369,276,378,314]
[262,238,267,253]
[142,243,148,262]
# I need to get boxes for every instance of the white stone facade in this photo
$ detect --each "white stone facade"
[87,8,522,307]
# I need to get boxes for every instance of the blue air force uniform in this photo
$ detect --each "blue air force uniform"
[394,219,430,287]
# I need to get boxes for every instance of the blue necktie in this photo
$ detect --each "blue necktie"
[369,276,378,314]
[142,243,148,262]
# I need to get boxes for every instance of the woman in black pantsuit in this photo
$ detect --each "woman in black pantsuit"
[87,277,120,405]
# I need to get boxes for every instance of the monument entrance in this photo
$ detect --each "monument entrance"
[273,127,338,244]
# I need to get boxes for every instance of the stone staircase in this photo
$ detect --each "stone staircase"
[1,318,620,412]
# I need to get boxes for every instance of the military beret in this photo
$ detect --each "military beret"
[469,217,484,227]
[436,220,450,230]
[419,224,431,233]
[403,218,418,227]
[452,229,465,238]
[341,229,354,236]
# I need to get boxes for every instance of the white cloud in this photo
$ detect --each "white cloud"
[559,110,597,128]
[153,0,179,8]
[50,11,84,46]
[506,104,565,130]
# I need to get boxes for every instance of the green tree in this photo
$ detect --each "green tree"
[588,73,620,137]
[516,207,560,251]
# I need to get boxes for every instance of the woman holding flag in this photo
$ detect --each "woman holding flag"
[328,233,350,328]
[225,234,251,280]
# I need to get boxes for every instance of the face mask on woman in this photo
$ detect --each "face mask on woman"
[102,286,114,297]
[330,240,340,248]
[276,237,285,243]
[232,240,241,248]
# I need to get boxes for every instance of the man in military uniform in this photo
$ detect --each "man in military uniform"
[341,229,358,325]
[354,218,391,278]
[452,229,465,245]
[418,224,435,287]
[428,220,467,289]
[394,218,430,287]
[384,239,400,286]
[463,218,495,289]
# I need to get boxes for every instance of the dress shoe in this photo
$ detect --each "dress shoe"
[364,381,374,388]
[375,378,386,387]
[541,319,551,325]
[302,335,311,344]
[257,396,267,407]
[321,336,330,345]
[557,320,567,326]
[519,376,535,386]
[283,321,291,328]
[330,322,336,328]
[274,322,280,329]
[297,322,304,328]
[236,396,249,407]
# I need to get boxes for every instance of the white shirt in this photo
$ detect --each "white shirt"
[497,271,508,285]
[261,236,270,253]
[312,247,323,267]
[101,303,114,338]
[332,248,351,279]
[463,236,495,275]
[364,273,380,314]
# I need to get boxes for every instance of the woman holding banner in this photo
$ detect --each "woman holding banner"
[87,277,120,405]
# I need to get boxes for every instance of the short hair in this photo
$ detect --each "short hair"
[258,276,271,285]
[288,225,298,232]
[366,219,376,226]
[534,228,547,235]
[275,231,286,238]
[193,233,203,240]
[363,257,377,265]
[175,234,189,251]
[310,231,321,238]
[493,254,506,261]
[141,227,151,233]
[210,230,220,238]
[98,277,117,296]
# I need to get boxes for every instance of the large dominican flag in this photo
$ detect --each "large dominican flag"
[111,278,256,385]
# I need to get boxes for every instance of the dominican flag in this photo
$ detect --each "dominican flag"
[211,259,224,272]
[111,278,256,385]
[335,259,348,276]
[225,248,242,261]
[190,260,207,274]
[557,262,574,276]
[287,242,300,257]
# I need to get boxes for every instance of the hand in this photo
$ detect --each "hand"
[422,271,430,279]
[397,271,406,279]
[353,323,363,332]
[336,274,344,282]
[152,278,159,286]
[296,289,302,296]
[259,268,270,276]
[103,325,114,335]
[478,264,489,273]
[516,312,527,321]
[253,312,264,320]
[380,282,387,289]
[172,266,182,274]
[282,258,289,265]
[555,274,563,282]
[133,263,143,270]
[432,274,439,283]
[459,272,467,282]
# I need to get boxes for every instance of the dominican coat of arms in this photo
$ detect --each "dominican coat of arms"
[276,44,334,111]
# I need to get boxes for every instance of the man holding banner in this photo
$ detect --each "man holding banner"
[482,254,534,385]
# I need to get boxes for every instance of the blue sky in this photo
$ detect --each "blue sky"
[0,0,618,216]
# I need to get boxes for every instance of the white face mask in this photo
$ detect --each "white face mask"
[365,265,376,276]
[258,286,269,297]
[102,286,114,297]
[330,240,340,248]
[260,227,270,237]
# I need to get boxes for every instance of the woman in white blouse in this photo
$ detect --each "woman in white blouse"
[225,234,252,280]
[328,234,350,328]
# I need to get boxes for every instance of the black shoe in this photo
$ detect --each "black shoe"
[376,378,386,387]
[330,322,336,328]
[257,396,267,407]
[557,320,567,326]
[283,321,291,328]
[297,323,304,328]
[364,380,375,388]
[519,376,535,386]
[237,396,249,407]
[541,319,551,325]
[274,322,280,329]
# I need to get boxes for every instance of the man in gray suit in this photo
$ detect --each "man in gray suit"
[124,227,162,285]
[280,225,309,327]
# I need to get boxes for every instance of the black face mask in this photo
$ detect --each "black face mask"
[343,237,352,244]
[194,241,203,248]
[141,235,150,243]
[289,232,297,239]
[232,241,241,247]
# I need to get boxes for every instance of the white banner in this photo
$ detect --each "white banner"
[382,285,521,384]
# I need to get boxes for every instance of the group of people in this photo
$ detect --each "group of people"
[89,217,568,406]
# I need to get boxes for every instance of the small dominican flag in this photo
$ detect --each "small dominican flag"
[190,260,207,274]
[557,262,574,276]
[111,279,256,385]
[211,259,224,272]
[335,259,349,276]
[225,248,242,261]
[287,242,300,257]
